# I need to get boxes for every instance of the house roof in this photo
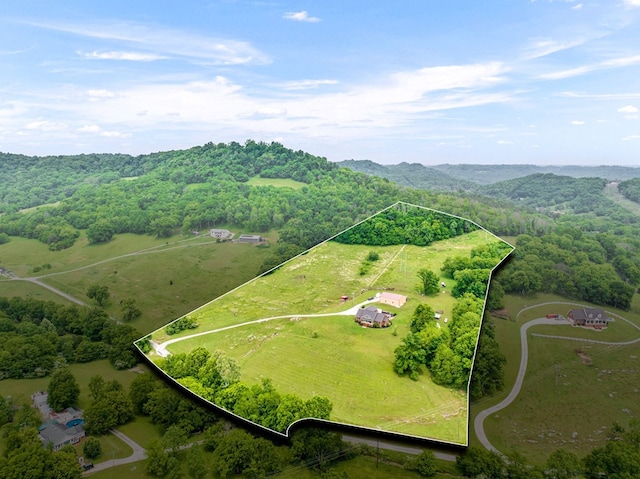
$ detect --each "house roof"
[570,308,607,320]
[356,306,391,324]
[379,292,407,302]
[38,423,84,447]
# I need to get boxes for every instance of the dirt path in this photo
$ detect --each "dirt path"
[474,303,640,453]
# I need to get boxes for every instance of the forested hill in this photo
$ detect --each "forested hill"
[336,159,476,192]
[337,159,640,186]
[0,141,337,214]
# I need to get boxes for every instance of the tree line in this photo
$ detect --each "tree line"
[0,296,141,379]
[155,346,332,434]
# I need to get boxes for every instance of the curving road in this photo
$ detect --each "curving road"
[83,429,147,476]
[474,303,640,453]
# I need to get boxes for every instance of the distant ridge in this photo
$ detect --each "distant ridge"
[336,159,475,192]
[337,159,640,186]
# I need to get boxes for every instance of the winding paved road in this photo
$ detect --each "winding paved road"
[474,303,640,453]
[83,429,147,476]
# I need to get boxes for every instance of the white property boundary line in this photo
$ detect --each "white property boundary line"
[136,200,515,446]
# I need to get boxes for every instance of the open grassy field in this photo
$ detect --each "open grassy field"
[246,176,307,189]
[475,292,640,463]
[150,229,512,444]
[0,279,72,303]
[0,230,277,334]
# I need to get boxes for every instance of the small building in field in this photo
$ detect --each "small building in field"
[379,292,407,308]
[236,234,265,243]
[567,308,609,328]
[210,228,231,239]
[355,306,394,328]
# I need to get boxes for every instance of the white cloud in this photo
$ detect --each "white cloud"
[87,89,116,98]
[283,11,321,23]
[623,0,640,7]
[25,120,66,131]
[100,130,131,138]
[497,140,514,144]
[81,50,166,61]
[572,3,583,9]
[571,120,585,125]
[253,107,287,117]
[622,134,640,140]
[30,20,270,65]
[78,124,101,133]
[278,79,338,90]
[617,105,639,113]
[541,55,640,80]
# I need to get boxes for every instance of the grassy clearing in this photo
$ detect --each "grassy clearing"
[116,415,162,448]
[0,360,149,410]
[0,279,71,303]
[475,292,640,463]
[90,433,134,464]
[247,176,307,189]
[42,237,275,334]
[152,230,510,444]
[153,231,493,343]
[604,183,640,217]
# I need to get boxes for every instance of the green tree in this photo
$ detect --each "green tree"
[409,450,437,477]
[186,447,207,479]
[82,437,102,460]
[456,446,504,478]
[86,220,114,244]
[88,375,105,401]
[146,438,178,478]
[417,268,440,295]
[86,285,110,307]
[47,368,79,411]
[119,298,142,322]
[393,333,426,380]
[545,449,584,479]
[410,304,435,333]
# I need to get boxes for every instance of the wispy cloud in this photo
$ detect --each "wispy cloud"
[521,37,587,60]
[283,11,321,23]
[278,79,338,90]
[540,55,640,79]
[27,20,271,65]
[571,120,585,125]
[617,105,638,113]
[559,91,640,100]
[622,134,640,140]
[80,50,166,61]
[623,0,640,8]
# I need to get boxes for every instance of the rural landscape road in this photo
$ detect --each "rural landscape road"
[474,304,640,453]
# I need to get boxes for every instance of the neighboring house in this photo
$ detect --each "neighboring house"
[355,306,394,328]
[38,422,86,451]
[210,228,232,239]
[236,234,265,243]
[32,391,85,451]
[379,292,407,308]
[567,308,609,328]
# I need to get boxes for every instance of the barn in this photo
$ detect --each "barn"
[379,292,407,308]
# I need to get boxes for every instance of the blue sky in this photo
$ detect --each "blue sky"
[1,1,639,165]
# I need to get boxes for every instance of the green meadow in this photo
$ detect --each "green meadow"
[475,293,640,463]
[0,231,276,334]
[151,229,510,444]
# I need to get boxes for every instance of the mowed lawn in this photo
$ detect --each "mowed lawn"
[153,229,511,444]
[477,293,640,463]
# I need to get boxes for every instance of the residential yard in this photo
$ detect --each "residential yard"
[475,292,640,464]
[150,229,511,445]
